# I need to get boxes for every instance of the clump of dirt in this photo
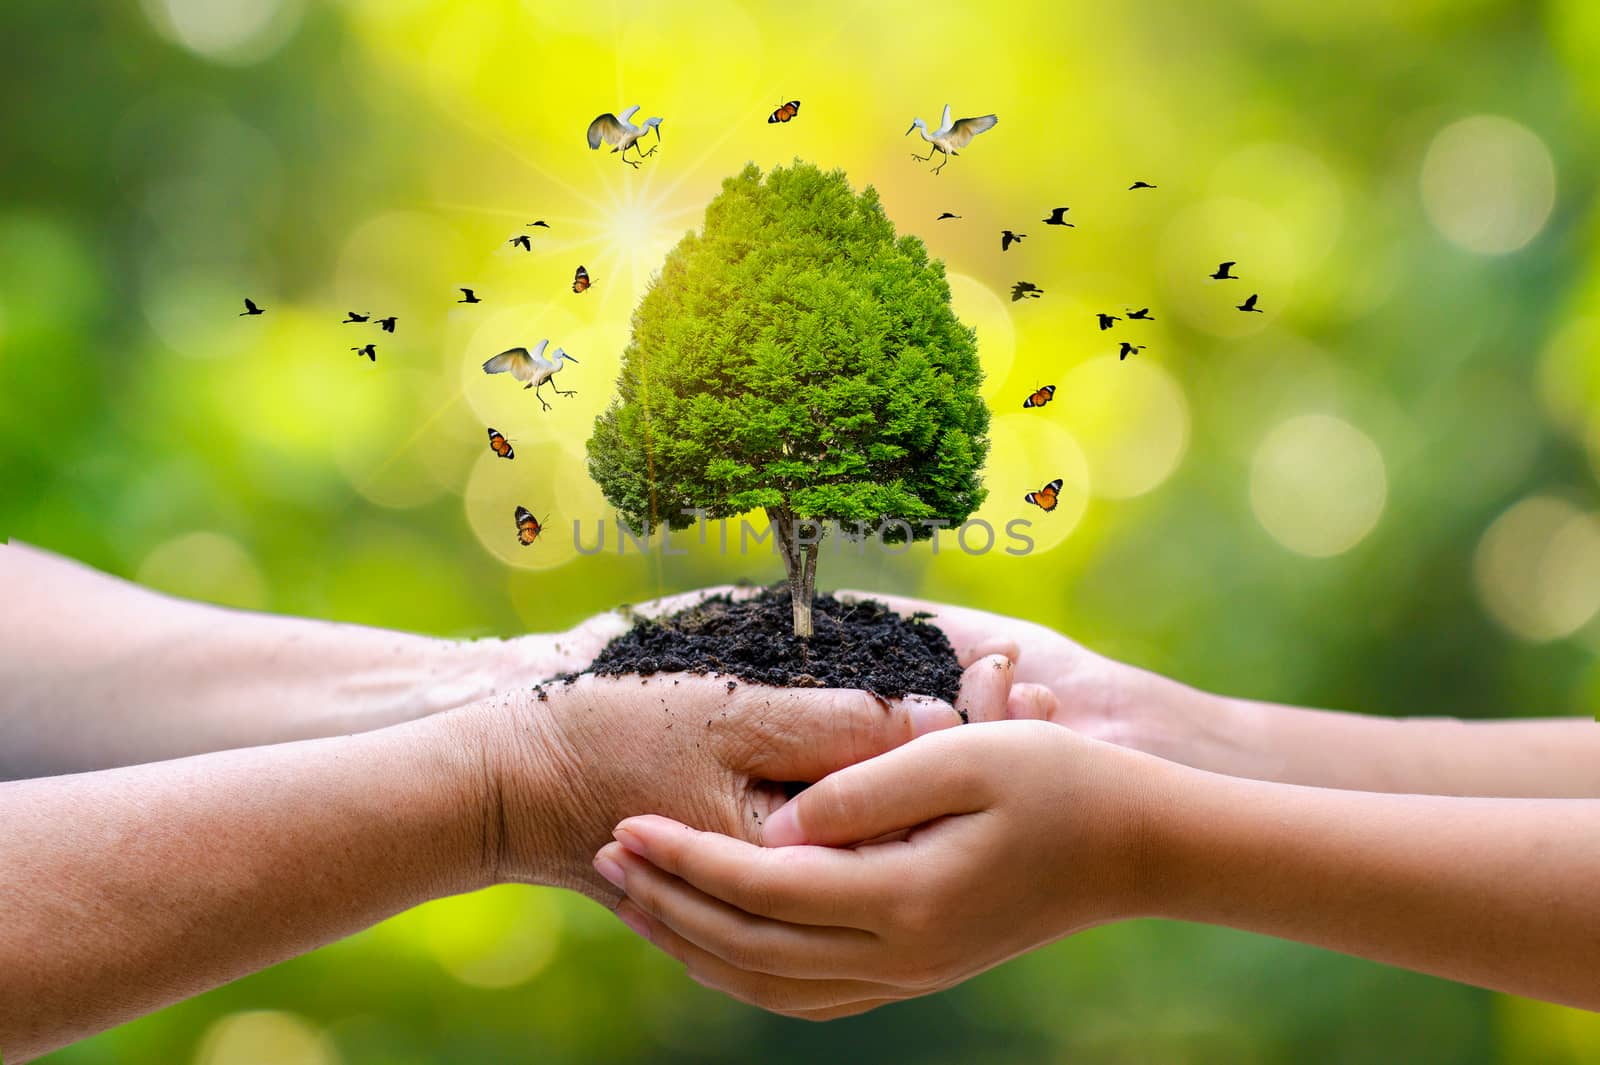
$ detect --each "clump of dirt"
[584,587,962,707]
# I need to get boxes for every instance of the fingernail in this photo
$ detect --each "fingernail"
[614,901,650,940]
[909,697,962,737]
[762,804,805,847]
[594,854,627,891]
[613,825,647,858]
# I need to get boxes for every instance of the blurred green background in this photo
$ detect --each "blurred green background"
[5,0,1600,1061]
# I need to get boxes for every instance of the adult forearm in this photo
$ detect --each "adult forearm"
[0,542,566,777]
[1178,692,1600,797]
[1146,766,1600,1008]
[0,709,490,1062]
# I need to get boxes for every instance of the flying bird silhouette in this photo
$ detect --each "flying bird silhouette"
[1001,230,1025,251]
[936,212,961,220]
[509,234,532,251]
[1237,293,1264,313]
[352,344,376,362]
[376,316,397,333]
[239,298,264,316]
[526,220,549,228]
[1119,342,1145,360]
[906,104,998,175]
[1042,207,1074,227]
[1210,261,1239,280]
[1129,181,1157,190]
[1125,307,1153,320]
[587,106,663,168]
[482,340,580,411]
[458,288,481,304]
[1097,312,1120,331]
[342,311,370,324]
[1011,281,1043,301]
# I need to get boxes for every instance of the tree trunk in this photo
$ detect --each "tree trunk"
[767,506,819,638]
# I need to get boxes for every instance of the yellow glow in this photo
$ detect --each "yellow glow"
[967,413,1091,556]
[947,273,1016,400]
[1056,355,1190,499]
[406,885,563,990]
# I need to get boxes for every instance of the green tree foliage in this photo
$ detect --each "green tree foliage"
[588,161,990,636]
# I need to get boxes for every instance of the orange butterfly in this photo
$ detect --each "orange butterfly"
[1022,384,1056,409]
[768,100,801,124]
[1024,478,1063,512]
[487,428,514,460]
[572,265,591,293]
[515,506,544,546]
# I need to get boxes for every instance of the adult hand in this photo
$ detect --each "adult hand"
[593,718,1162,1019]
[475,652,1011,900]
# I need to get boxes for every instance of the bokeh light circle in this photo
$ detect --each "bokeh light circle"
[967,413,1091,557]
[1211,142,1345,270]
[1250,414,1387,557]
[193,1010,339,1065]
[411,886,563,990]
[1473,496,1600,642]
[330,368,454,510]
[1420,115,1556,255]
[1056,355,1189,499]
[947,273,1015,400]
[141,0,304,65]
[463,439,613,571]
[136,531,268,611]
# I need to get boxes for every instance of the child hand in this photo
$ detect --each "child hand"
[594,718,1163,1019]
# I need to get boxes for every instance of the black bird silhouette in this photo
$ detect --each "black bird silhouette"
[1011,281,1043,301]
[1210,261,1239,280]
[376,316,397,333]
[1119,341,1145,360]
[1237,293,1264,313]
[509,234,532,251]
[343,311,370,323]
[1001,230,1026,251]
[1129,181,1157,190]
[239,298,264,316]
[1042,207,1074,227]
[936,212,961,220]
[526,220,550,228]
[1125,307,1153,320]
[458,288,481,304]
[1097,312,1120,331]
[352,344,376,362]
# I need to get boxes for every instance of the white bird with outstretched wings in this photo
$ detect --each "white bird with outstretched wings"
[586,105,663,167]
[906,103,998,174]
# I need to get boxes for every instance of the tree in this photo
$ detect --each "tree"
[588,161,989,637]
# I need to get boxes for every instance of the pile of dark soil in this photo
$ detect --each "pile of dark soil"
[585,587,962,706]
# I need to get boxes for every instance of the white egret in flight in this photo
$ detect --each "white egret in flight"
[587,106,664,168]
[905,104,997,175]
[482,339,581,411]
